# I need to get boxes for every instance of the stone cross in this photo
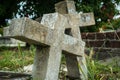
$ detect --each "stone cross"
[4,13,84,80]
[55,0,95,79]
[4,1,95,80]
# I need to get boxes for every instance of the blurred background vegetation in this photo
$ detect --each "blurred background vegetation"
[0,0,120,32]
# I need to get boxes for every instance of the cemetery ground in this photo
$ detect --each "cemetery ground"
[0,45,120,80]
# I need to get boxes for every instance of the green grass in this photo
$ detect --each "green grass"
[85,48,120,80]
[86,57,120,80]
[0,45,35,72]
[0,46,120,80]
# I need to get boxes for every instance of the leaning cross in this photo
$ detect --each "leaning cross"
[55,0,95,79]
[4,1,95,80]
[4,13,85,80]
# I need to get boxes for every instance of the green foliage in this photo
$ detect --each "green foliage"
[17,0,61,18]
[0,45,35,71]
[0,46,120,79]
[0,0,20,26]
[84,48,120,80]
[0,0,120,31]
[98,18,120,31]
[75,0,120,32]
[0,28,3,35]
[87,58,120,80]
[112,18,120,30]
[0,0,61,26]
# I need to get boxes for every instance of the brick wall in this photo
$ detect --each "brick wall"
[81,31,120,59]
[81,31,120,48]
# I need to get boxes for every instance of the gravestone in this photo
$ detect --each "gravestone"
[4,1,95,80]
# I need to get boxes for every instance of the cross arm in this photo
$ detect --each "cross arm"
[4,17,52,46]
[79,12,95,27]
[64,12,95,28]
[62,35,85,56]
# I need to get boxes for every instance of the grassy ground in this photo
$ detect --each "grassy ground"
[0,46,120,80]
[86,55,120,80]
[0,45,35,72]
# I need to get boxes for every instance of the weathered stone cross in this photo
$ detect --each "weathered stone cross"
[55,0,95,80]
[4,0,95,80]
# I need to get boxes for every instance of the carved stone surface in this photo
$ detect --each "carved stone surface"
[55,1,95,80]
[4,1,95,80]
[4,14,85,56]
[55,1,95,27]
[4,13,85,80]
[55,1,77,14]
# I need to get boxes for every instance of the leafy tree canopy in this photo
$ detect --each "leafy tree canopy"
[0,0,120,31]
